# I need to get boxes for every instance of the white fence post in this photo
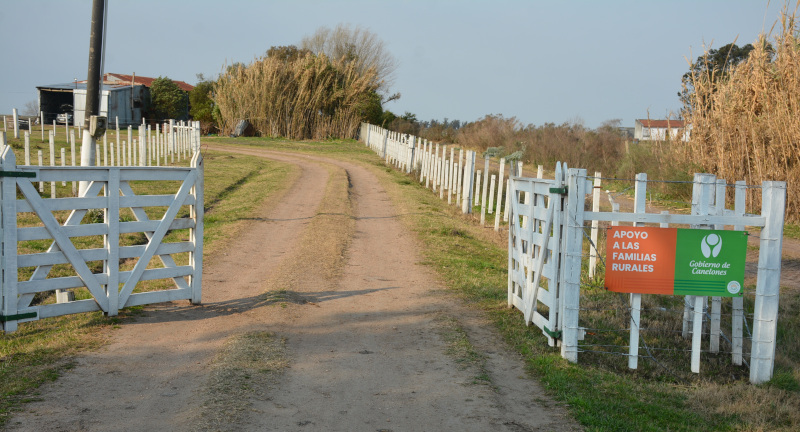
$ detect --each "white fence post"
[191,152,205,304]
[461,151,475,214]
[1,147,20,332]
[407,135,415,174]
[24,132,30,165]
[690,173,716,373]
[732,180,746,365]
[381,130,388,160]
[474,170,482,209]
[628,172,647,369]
[588,172,601,278]
[488,175,496,214]
[12,108,19,139]
[456,148,463,204]
[70,130,77,195]
[709,178,727,353]
[494,158,506,231]
[440,148,448,200]
[480,156,490,225]
[448,153,454,200]
[49,132,56,198]
[750,181,787,384]
[561,166,586,363]
[37,151,44,192]
[106,167,120,315]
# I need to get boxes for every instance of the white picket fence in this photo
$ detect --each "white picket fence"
[0,125,204,333]
[360,123,516,228]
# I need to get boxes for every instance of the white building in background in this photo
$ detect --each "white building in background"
[634,119,690,142]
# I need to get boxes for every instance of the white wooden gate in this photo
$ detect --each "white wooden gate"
[507,163,587,361]
[1,146,204,332]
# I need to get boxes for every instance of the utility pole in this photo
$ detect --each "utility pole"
[80,0,108,195]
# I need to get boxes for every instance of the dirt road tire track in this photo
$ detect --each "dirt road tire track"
[6,146,579,432]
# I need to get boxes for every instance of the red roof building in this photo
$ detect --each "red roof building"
[77,73,195,92]
[634,119,690,142]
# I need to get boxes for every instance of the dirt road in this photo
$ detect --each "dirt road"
[6,147,579,431]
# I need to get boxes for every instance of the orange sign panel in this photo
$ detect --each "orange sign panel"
[605,227,677,295]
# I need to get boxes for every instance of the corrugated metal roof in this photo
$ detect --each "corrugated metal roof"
[38,82,132,91]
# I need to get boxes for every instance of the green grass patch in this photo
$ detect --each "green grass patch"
[435,315,491,386]
[784,223,800,240]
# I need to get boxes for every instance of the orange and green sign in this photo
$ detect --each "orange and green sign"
[605,227,746,296]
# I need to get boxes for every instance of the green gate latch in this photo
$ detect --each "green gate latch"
[0,171,36,178]
[0,312,38,322]
[549,187,568,194]
[543,325,562,340]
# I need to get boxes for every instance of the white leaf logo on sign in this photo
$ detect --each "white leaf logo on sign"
[701,234,722,258]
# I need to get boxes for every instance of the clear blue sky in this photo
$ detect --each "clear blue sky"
[0,0,786,129]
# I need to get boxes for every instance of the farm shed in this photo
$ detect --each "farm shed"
[36,73,194,127]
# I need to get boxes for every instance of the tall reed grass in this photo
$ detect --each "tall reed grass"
[214,53,379,140]
[683,6,800,219]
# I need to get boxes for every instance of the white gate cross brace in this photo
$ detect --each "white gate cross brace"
[20,181,106,310]
[117,171,196,307]
[17,180,110,311]
[118,181,191,293]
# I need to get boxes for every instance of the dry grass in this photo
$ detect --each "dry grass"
[689,381,800,431]
[214,53,378,140]
[194,331,289,432]
[454,115,638,182]
[257,160,355,304]
[682,4,800,220]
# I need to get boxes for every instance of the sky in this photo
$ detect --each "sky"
[0,0,788,129]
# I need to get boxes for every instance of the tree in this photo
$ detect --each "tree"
[354,90,383,125]
[150,76,188,121]
[22,99,39,116]
[266,45,311,62]
[301,24,398,95]
[679,42,759,109]
[189,77,216,133]
[381,110,397,127]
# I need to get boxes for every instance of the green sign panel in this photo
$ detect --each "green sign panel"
[673,229,747,297]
